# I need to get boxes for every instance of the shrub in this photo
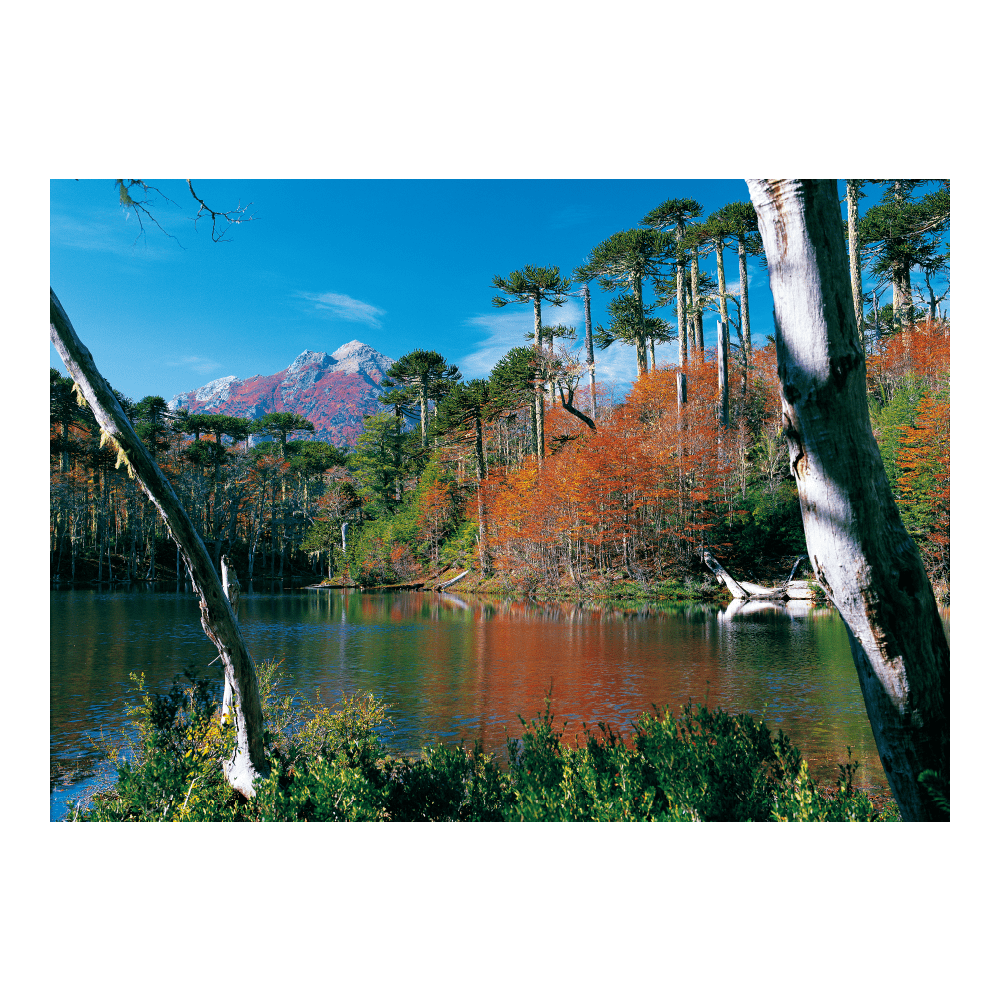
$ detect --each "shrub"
[71,677,899,823]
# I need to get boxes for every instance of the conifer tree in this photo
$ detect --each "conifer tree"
[380,349,461,448]
[491,265,570,464]
[845,179,866,340]
[715,200,764,395]
[253,411,315,460]
[641,198,702,366]
[859,180,950,328]
[574,230,673,378]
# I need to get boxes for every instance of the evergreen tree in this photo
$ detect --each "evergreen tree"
[641,198,702,366]
[380,349,461,448]
[350,412,408,515]
[253,411,315,460]
[858,180,950,328]
[574,229,674,378]
[594,295,674,371]
[715,200,764,396]
[491,265,571,465]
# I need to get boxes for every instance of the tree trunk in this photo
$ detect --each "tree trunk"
[676,254,687,367]
[50,289,268,798]
[691,249,705,361]
[532,292,545,465]
[717,320,729,428]
[419,374,429,448]
[582,284,597,422]
[746,179,949,821]
[846,179,864,341]
[632,276,649,376]
[737,232,751,397]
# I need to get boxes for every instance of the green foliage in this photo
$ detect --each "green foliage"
[724,481,807,569]
[869,375,926,488]
[73,677,898,823]
[286,440,347,476]
[78,672,242,822]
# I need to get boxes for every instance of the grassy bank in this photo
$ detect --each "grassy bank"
[69,665,900,823]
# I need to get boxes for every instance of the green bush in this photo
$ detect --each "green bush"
[71,673,899,823]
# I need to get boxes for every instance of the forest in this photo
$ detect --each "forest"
[50,180,950,605]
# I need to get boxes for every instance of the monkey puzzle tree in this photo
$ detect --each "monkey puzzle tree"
[491,265,570,465]
[715,200,764,396]
[859,180,950,328]
[642,198,702,366]
[746,178,949,822]
[594,295,674,374]
[351,412,409,515]
[574,229,674,378]
[133,395,174,460]
[253,411,316,460]
[845,180,866,340]
[380,349,461,449]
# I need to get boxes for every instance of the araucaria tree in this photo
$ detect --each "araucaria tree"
[746,178,949,822]
[641,198,702,366]
[715,200,764,397]
[491,265,570,465]
[380,349,462,449]
[858,180,950,329]
[574,229,674,378]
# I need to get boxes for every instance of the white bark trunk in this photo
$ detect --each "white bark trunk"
[532,293,544,465]
[716,320,729,427]
[50,289,268,798]
[846,180,864,341]
[746,179,949,821]
[583,284,596,422]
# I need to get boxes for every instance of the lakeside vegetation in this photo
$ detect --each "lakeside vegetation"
[50,318,949,604]
[70,666,903,822]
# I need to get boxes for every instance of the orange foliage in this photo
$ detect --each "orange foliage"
[479,361,759,582]
[867,319,950,402]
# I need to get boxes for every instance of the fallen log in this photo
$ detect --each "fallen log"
[704,550,815,603]
[435,568,470,592]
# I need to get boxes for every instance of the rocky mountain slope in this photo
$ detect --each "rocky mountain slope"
[167,340,395,448]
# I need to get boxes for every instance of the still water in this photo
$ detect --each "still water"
[50,584,949,820]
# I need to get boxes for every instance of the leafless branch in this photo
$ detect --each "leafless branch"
[187,179,255,242]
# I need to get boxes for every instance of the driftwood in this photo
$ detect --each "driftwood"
[435,569,470,592]
[704,550,815,603]
[50,289,267,797]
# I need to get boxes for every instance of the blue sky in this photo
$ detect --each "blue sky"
[50,179,949,405]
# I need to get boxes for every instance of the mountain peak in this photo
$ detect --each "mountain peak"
[167,341,396,448]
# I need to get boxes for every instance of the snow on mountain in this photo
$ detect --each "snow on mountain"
[167,341,396,449]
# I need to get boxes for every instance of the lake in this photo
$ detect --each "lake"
[50,584,948,820]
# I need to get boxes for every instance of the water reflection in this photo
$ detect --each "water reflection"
[50,585,949,820]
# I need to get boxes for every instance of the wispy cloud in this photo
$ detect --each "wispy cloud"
[50,211,176,258]
[165,355,224,377]
[296,291,386,328]
[458,301,585,378]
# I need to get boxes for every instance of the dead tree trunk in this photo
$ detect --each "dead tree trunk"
[746,179,949,821]
[50,289,268,798]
